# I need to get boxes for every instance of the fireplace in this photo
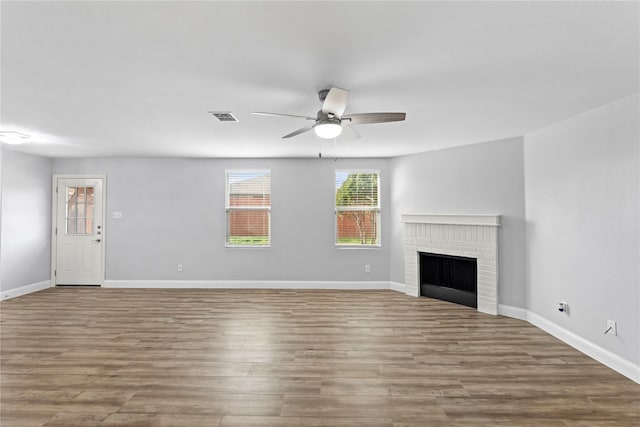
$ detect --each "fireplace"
[419,252,477,308]
[401,214,500,315]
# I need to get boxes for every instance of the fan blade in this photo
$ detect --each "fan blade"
[343,112,406,125]
[340,123,361,141]
[322,87,350,118]
[282,124,315,139]
[253,112,315,120]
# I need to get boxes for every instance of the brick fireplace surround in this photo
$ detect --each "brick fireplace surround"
[401,214,500,315]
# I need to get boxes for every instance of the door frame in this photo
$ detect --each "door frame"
[51,174,107,286]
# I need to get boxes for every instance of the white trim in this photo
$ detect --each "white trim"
[335,170,382,247]
[526,310,639,384]
[1,280,50,301]
[103,280,392,290]
[389,281,406,293]
[389,281,419,297]
[51,175,106,286]
[497,304,639,384]
[335,245,382,250]
[498,304,528,321]
[403,298,638,384]
[401,214,500,226]
[225,169,271,249]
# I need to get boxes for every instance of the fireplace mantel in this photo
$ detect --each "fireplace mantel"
[401,214,500,227]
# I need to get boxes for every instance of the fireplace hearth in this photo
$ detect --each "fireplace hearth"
[419,252,477,308]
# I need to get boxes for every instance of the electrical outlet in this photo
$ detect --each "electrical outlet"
[365,265,371,273]
[177,264,183,272]
[606,319,617,336]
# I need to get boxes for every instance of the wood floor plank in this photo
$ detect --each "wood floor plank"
[220,415,394,426]
[41,412,109,427]
[0,410,58,427]
[1,287,638,426]
[117,392,284,416]
[280,395,446,419]
[86,412,223,427]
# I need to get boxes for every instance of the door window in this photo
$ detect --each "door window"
[65,186,95,235]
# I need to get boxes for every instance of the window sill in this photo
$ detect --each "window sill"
[335,244,382,249]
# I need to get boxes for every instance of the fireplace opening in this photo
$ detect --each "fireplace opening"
[419,252,477,309]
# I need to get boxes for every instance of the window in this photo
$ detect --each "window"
[65,186,95,235]
[335,170,380,246]
[226,170,271,247]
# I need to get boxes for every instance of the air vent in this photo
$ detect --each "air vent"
[209,111,238,122]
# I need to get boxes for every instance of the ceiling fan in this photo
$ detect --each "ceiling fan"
[252,87,406,140]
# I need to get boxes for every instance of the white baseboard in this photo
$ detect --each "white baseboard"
[498,304,638,384]
[498,304,528,321]
[103,280,392,290]
[390,282,418,297]
[1,280,51,301]
[389,281,406,293]
[526,310,639,384]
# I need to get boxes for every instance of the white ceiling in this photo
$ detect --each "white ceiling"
[1,1,638,158]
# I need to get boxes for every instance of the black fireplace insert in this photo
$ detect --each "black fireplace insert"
[419,252,477,308]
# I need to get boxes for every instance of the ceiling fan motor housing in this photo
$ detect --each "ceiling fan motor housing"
[316,110,340,124]
[318,89,330,102]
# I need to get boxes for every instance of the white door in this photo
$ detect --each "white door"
[55,178,104,285]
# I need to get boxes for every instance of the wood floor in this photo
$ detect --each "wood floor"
[1,288,638,426]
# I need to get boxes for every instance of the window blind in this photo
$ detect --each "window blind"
[335,170,380,246]
[225,170,271,247]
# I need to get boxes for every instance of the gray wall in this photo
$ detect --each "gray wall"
[51,157,391,282]
[389,137,527,308]
[0,149,52,291]
[524,94,639,364]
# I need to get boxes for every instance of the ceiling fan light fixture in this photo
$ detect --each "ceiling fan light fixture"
[314,121,342,139]
[255,86,405,140]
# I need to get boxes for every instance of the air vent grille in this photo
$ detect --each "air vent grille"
[209,112,238,122]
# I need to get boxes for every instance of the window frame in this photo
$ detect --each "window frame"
[64,185,96,236]
[334,169,381,248]
[225,169,272,248]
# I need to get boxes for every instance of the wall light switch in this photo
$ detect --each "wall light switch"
[112,211,123,219]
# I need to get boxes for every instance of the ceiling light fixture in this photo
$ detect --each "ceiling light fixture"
[0,131,31,145]
[314,120,342,139]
